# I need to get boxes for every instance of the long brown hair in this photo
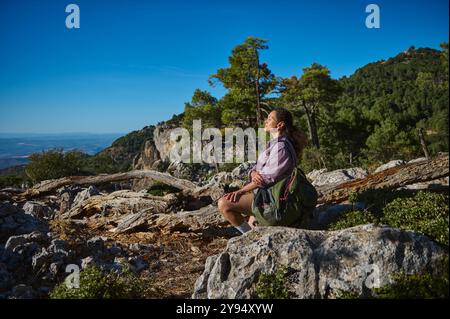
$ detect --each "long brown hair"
[273,107,308,159]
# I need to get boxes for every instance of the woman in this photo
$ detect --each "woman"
[217,107,307,234]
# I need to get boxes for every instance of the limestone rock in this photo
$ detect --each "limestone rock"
[374,160,406,174]
[193,224,446,299]
[311,168,368,187]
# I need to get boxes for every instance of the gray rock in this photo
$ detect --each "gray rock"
[374,160,406,173]
[407,157,428,164]
[86,236,107,252]
[167,161,195,180]
[396,176,449,191]
[306,168,328,182]
[128,243,155,253]
[128,256,148,272]
[231,161,256,179]
[81,256,96,269]
[311,168,368,187]
[193,224,447,299]
[31,248,50,270]
[49,262,62,276]
[72,186,100,208]
[0,203,48,241]
[22,201,53,219]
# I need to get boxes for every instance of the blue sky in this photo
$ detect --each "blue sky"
[0,0,448,134]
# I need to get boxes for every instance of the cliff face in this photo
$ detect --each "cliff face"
[132,114,184,170]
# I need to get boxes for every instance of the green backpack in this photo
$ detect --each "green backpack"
[251,140,318,228]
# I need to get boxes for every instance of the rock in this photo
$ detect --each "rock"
[0,203,48,242]
[191,255,219,299]
[81,256,96,269]
[153,123,179,162]
[407,157,428,164]
[72,186,100,208]
[167,161,195,180]
[128,256,148,272]
[231,161,256,179]
[193,224,447,299]
[128,243,156,253]
[106,245,123,256]
[86,236,107,251]
[133,140,161,170]
[58,186,84,214]
[306,168,328,182]
[31,248,50,270]
[5,232,48,252]
[311,168,368,187]
[22,201,54,219]
[374,160,406,173]
[396,176,449,191]
[49,262,62,276]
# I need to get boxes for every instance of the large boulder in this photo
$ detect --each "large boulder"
[374,160,406,174]
[310,168,368,187]
[192,224,447,299]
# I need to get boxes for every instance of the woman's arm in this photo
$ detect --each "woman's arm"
[259,142,294,185]
[223,181,260,203]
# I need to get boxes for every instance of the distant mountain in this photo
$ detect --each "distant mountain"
[0,133,124,170]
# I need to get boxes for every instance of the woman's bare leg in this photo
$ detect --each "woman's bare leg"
[217,192,254,227]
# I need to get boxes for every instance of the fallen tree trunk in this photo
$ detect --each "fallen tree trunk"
[20,170,199,199]
[317,154,449,204]
[17,155,448,207]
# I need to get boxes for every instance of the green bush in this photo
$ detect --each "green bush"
[331,191,448,246]
[82,153,122,174]
[25,149,86,184]
[328,210,378,231]
[372,256,449,299]
[0,175,27,188]
[147,182,181,196]
[381,191,449,246]
[50,266,157,299]
[255,266,290,299]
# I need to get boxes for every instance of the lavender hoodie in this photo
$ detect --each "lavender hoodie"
[248,135,297,187]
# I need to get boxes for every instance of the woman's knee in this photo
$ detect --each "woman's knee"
[217,197,229,214]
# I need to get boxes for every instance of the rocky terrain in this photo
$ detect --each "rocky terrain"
[0,146,448,298]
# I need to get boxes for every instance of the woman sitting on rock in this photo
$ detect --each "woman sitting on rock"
[218,107,307,234]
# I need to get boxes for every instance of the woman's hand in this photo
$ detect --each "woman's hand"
[250,171,265,186]
[223,190,243,203]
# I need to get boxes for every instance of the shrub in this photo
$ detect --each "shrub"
[0,174,27,188]
[147,182,181,196]
[255,266,290,299]
[25,148,86,183]
[328,210,378,231]
[50,266,158,299]
[334,190,449,246]
[82,153,122,174]
[381,191,449,246]
[372,256,449,299]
